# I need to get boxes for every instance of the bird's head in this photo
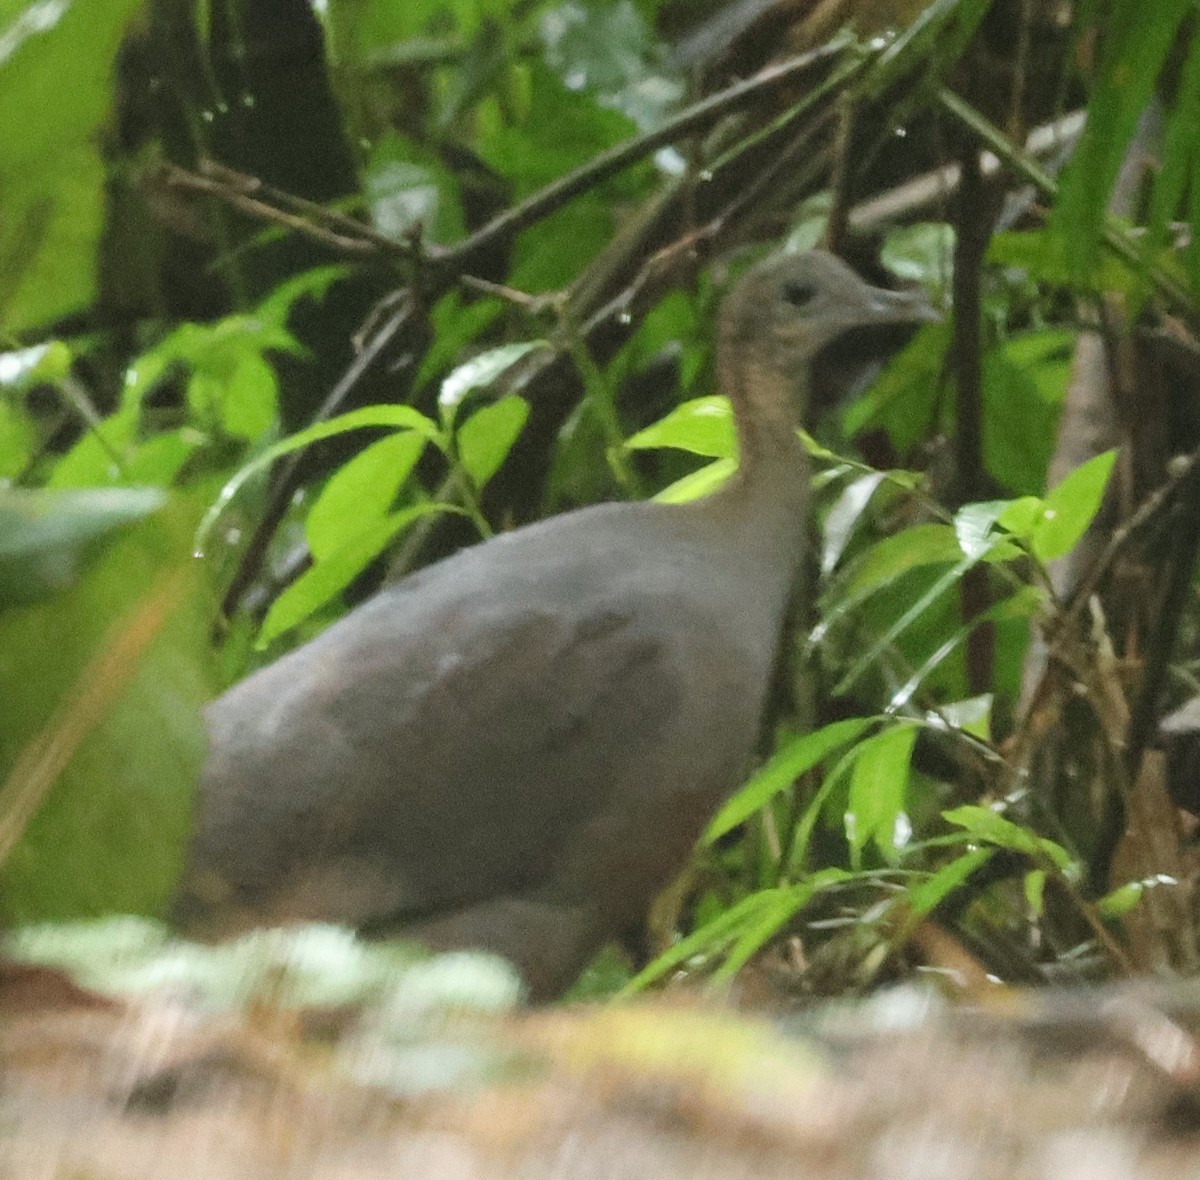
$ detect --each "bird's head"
[721,249,939,374]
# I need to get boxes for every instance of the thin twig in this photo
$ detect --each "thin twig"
[160,163,396,257]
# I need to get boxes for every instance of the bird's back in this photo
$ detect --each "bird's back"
[177,495,797,994]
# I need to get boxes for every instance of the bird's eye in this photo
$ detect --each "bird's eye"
[782,280,817,307]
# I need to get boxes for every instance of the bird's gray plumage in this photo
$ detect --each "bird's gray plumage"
[175,251,934,999]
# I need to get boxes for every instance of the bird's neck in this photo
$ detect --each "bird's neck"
[719,332,808,493]
[701,337,810,568]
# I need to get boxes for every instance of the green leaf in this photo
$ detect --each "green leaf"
[218,350,279,441]
[0,398,35,480]
[626,396,736,458]
[457,395,529,488]
[1024,868,1047,917]
[653,458,737,504]
[713,869,851,983]
[621,890,776,992]
[840,324,949,451]
[118,352,172,417]
[983,333,1072,495]
[169,316,293,441]
[255,265,352,328]
[306,432,428,562]
[906,848,993,917]
[438,342,548,422]
[46,411,138,489]
[476,63,636,195]
[0,487,166,607]
[942,805,1074,873]
[0,0,146,332]
[0,498,212,921]
[986,230,1137,292]
[124,430,206,487]
[415,293,505,392]
[623,869,850,993]
[197,404,440,554]
[258,503,456,645]
[618,291,701,389]
[1096,874,1182,920]
[0,341,72,390]
[364,132,466,244]
[1149,29,1200,291]
[835,557,975,697]
[887,585,1043,712]
[510,195,617,290]
[1031,449,1116,562]
[786,746,863,874]
[996,495,1044,539]
[1050,0,1194,277]
[839,523,962,600]
[705,718,875,844]
[833,500,1029,698]
[845,723,917,861]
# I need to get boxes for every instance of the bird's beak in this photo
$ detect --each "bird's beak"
[860,283,941,327]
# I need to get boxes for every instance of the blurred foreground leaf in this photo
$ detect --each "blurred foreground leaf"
[0,498,214,922]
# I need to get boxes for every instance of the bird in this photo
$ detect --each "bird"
[173,250,935,1000]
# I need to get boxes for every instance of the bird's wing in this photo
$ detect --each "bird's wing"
[195,583,687,926]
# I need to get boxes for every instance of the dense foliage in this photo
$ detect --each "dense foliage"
[3,0,1200,997]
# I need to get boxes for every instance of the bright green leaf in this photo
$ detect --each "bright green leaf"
[845,723,917,860]
[0,399,35,480]
[626,396,736,459]
[1024,868,1047,917]
[258,503,456,645]
[906,848,992,917]
[306,433,427,562]
[705,717,876,844]
[653,458,737,504]
[219,350,279,441]
[942,805,1074,872]
[1031,449,1116,562]
[46,411,138,489]
[996,495,1044,539]
[196,404,440,554]
[124,431,206,487]
[457,395,529,488]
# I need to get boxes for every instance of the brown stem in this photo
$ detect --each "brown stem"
[953,141,998,696]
